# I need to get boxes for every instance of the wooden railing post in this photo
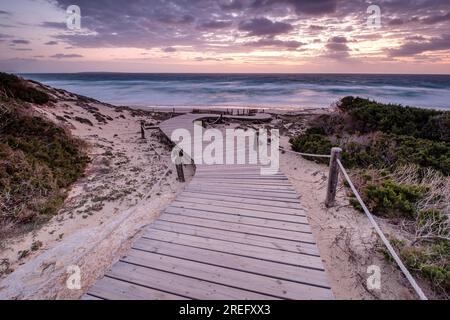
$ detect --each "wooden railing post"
[140,120,145,139]
[325,147,342,207]
[175,149,185,182]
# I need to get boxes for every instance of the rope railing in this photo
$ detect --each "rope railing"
[286,146,428,300]
[279,146,332,158]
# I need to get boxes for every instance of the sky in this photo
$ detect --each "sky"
[1,0,450,73]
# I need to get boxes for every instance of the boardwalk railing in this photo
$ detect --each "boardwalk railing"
[285,146,428,300]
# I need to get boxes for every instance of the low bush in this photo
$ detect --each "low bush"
[0,72,50,105]
[396,241,450,295]
[359,180,426,218]
[0,101,89,235]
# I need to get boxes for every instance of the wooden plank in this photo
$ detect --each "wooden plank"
[164,208,310,233]
[185,187,299,199]
[87,276,188,300]
[175,195,306,215]
[108,261,274,300]
[132,238,328,287]
[158,214,315,242]
[169,200,308,221]
[189,182,295,191]
[143,228,322,269]
[151,220,320,255]
[180,191,305,209]
[122,249,333,300]
[164,206,311,232]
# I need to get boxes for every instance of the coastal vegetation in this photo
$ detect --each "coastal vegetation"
[0,73,89,239]
[290,97,450,297]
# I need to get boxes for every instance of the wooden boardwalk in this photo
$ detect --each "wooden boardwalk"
[84,113,334,300]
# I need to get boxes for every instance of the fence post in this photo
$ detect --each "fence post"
[175,149,185,182]
[325,147,342,207]
[140,120,145,139]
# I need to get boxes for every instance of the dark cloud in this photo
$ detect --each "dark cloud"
[198,20,233,30]
[50,53,83,59]
[328,36,347,43]
[156,14,195,25]
[420,12,450,24]
[244,38,303,49]
[44,41,59,45]
[13,48,33,51]
[219,0,244,11]
[239,18,293,36]
[405,35,427,41]
[162,47,177,52]
[0,10,10,15]
[41,21,67,29]
[309,25,326,31]
[388,18,404,26]
[388,34,450,57]
[11,39,30,45]
[0,33,12,39]
[251,0,337,15]
[324,36,350,59]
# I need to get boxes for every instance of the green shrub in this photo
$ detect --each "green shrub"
[289,134,333,163]
[360,180,426,218]
[399,241,450,293]
[339,96,449,142]
[0,102,89,232]
[0,72,50,105]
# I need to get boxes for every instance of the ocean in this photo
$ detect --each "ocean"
[22,73,450,110]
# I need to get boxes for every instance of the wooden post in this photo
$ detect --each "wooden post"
[325,147,342,207]
[175,150,185,182]
[254,130,259,151]
[140,120,145,139]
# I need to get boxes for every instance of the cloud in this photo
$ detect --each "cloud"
[0,10,10,15]
[239,17,293,36]
[198,20,233,30]
[388,18,404,26]
[420,12,450,24]
[309,25,326,31]
[13,48,33,51]
[41,21,67,29]
[0,33,12,39]
[323,36,350,59]
[11,39,30,45]
[244,38,303,49]
[50,53,83,59]
[219,0,243,11]
[388,34,450,57]
[44,41,59,45]
[251,0,337,15]
[162,47,177,52]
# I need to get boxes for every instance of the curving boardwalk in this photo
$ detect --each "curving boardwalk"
[84,113,334,300]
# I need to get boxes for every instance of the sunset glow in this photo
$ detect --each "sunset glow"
[1,0,450,73]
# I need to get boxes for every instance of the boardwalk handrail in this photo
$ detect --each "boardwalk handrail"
[286,147,428,300]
